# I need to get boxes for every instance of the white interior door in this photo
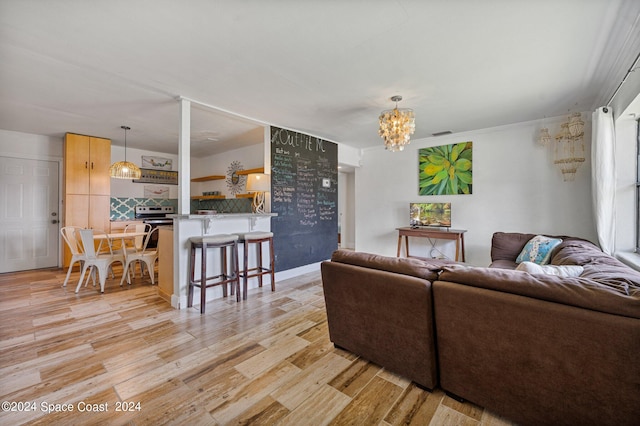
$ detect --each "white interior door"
[0,156,60,273]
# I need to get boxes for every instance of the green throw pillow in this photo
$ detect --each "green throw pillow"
[515,235,562,265]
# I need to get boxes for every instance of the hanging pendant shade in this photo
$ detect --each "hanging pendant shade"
[109,125,142,179]
[109,160,141,179]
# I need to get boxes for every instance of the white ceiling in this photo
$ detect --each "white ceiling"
[1,0,638,156]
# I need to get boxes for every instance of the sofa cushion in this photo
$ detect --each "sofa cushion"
[330,250,449,281]
[490,232,589,265]
[551,240,640,289]
[516,235,563,264]
[439,265,640,319]
[491,232,537,262]
[489,259,519,269]
[516,261,584,277]
[551,239,611,265]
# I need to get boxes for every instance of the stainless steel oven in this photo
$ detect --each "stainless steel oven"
[134,206,174,248]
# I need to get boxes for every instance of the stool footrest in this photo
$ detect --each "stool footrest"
[239,267,272,278]
[188,236,240,314]
[190,272,238,287]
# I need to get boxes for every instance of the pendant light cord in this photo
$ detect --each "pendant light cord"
[121,125,131,162]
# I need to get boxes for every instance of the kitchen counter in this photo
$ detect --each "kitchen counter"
[157,226,174,304]
[169,213,277,219]
[166,212,276,309]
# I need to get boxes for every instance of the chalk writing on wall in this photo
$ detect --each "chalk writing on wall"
[270,126,338,271]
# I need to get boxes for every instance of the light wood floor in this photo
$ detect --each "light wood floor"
[0,265,513,425]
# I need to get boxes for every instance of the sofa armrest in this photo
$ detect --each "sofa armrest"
[321,260,438,389]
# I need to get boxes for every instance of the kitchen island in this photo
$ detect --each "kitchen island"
[163,213,276,309]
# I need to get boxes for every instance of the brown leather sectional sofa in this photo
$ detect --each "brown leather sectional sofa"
[320,233,640,426]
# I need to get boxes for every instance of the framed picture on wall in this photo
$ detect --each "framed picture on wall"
[133,168,178,185]
[418,142,473,195]
[141,156,173,170]
[144,185,169,199]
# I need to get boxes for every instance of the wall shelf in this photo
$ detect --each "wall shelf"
[191,175,225,182]
[191,195,226,200]
[236,193,254,198]
[191,168,263,182]
[236,167,264,175]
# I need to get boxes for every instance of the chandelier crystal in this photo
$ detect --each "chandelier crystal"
[537,127,551,146]
[554,117,585,182]
[379,95,415,152]
[109,125,142,179]
[567,112,584,137]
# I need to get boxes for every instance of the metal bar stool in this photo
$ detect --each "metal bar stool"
[237,231,275,300]
[188,234,240,314]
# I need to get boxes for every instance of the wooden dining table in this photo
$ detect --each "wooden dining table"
[93,231,149,244]
[73,229,151,292]
[93,231,149,256]
[92,230,150,280]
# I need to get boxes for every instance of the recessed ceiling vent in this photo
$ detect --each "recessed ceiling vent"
[432,130,452,137]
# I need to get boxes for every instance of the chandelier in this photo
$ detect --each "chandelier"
[379,95,415,152]
[553,113,585,181]
[109,125,142,179]
[537,127,552,146]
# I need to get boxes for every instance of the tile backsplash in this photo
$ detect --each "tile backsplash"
[110,197,252,220]
[110,198,178,220]
[190,198,252,214]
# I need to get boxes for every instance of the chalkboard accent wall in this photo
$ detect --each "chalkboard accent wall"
[270,126,338,272]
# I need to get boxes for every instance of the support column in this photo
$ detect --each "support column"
[178,97,191,214]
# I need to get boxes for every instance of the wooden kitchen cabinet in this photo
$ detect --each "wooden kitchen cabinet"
[63,133,111,266]
[64,133,111,195]
[65,194,111,231]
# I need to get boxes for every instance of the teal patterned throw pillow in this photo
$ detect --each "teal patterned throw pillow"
[515,235,563,265]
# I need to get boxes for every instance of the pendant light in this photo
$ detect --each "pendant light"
[378,95,416,152]
[109,125,142,179]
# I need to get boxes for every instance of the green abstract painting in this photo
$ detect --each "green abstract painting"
[419,142,472,195]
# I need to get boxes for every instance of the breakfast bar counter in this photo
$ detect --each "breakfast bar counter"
[164,213,276,309]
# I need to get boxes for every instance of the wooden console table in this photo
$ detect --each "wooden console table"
[396,227,467,262]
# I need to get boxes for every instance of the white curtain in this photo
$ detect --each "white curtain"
[591,107,616,255]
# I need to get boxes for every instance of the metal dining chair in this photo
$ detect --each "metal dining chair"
[119,227,159,287]
[75,228,125,293]
[60,226,86,288]
[123,223,152,278]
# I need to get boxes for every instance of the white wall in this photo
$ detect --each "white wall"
[110,145,179,198]
[355,116,598,266]
[338,171,356,249]
[0,130,181,199]
[190,143,264,197]
[0,129,63,160]
[338,143,361,168]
